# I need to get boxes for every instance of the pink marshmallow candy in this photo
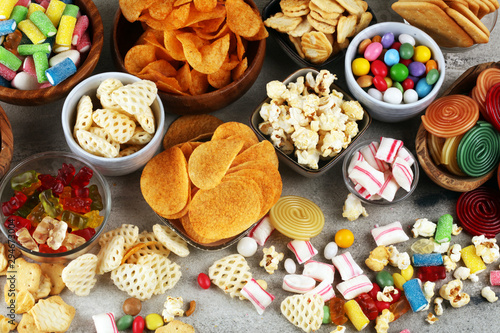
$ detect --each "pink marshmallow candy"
[241,278,275,315]
[331,252,363,281]
[282,274,316,293]
[378,171,400,202]
[376,137,403,163]
[392,157,414,192]
[336,274,373,300]
[490,271,500,286]
[248,215,274,246]
[287,240,318,264]
[349,160,385,195]
[360,141,389,172]
[303,260,335,284]
[371,221,409,246]
[92,312,118,333]
[22,56,37,78]
[307,280,335,302]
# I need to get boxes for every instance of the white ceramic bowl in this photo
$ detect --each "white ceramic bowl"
[62,72,165,176]
[345,22,446,123]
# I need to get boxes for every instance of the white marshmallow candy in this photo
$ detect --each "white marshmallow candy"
[282,274,316,294]
[284,258,297,274]
[392,157,414,192]
[49,49,81,67]
[11,71,40,90]
[237,237,258,257]
[377,171,400,202]
[287,240,318,264]
[306,280,335,302]
[376,137,403,163]
[241,278,275,315]
[248,215,274,246]
[371,221,409,246]
[92,313,118,333]
[324,242,338,260]
[359,141,389,172]
[303,260,335,284]
[395,147,414,166]
[354,184,382,200]
[336,274,373,300]
[349,160,385,195]
[331,252,363,281]
[348,151,364,174]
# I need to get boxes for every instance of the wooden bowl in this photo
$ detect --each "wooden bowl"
[111,3,266,115]
[0,105,13,180]
[0,0,103,106]
[415,61,500,192]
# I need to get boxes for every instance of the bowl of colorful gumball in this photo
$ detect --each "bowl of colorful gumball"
[345,22,445,122]
[0,0,103,106]
[0,151,111,263]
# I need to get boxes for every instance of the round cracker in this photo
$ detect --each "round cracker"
[163,114,223,149]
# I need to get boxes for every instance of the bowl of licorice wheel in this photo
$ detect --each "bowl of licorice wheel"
[415,61,500,192]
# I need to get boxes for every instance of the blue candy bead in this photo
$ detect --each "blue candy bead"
[381,32,394,48]
[384,49,400,66]
[408,61,426,77]
[403,279,428,312]
[45,57,77,86]
[412,253,444,267]
[415,78,433,98]
[0,19,16,36]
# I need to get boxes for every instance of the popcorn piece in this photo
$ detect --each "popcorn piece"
[448,244,462,262]
[426,313,439,324]
[451,224,463,236]
[481,287,498,303]
[260,246,284,274]
[411,218,436,238]
[331,326,346,333]
[453,267,470,280]
[365,246,390,271]
[469,273,479,283]
[387,245,400,267]
[342,193,368,222]
[422,281,435,310]
[341,101,364,121]
[472,235,500,264]
[434,297,444,316]
[396,252,410,270]
[162,296,184,323]
[433,241,450,254]
[439,279,470,308]
[443,255,457,272]
[377,286,395,302]
[295,148,320,169]
[375,309,394,333]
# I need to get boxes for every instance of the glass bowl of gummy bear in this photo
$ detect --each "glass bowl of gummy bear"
[0,151,111,263]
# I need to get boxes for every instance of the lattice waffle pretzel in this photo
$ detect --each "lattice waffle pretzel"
[136,253,181,295]
[96,78,124,100]
[281,294,324,333]
[208,254,252,300]
[126,231,170,264]
[127,127,153,145]
[73,95,93,137]
[92,108,136,144]
[99,224,139,252]
[135,109,155,134]
[76,129,120,158]
[61,254,98,296]
[110,264,157,301]
[118,145,142,157]
[111,80,158,109]
[96,235,125,275]
[153,224,189,257]
[89,126,121,150]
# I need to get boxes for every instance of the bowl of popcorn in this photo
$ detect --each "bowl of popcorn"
[61,72,165,176]
[0,0,104,106]
[342,138,419,205]
[0,151,111,263]
[344,22,445,122]
[111,0,267,115]
[250,67,371,177]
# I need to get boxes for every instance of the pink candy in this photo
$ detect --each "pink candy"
[400,330,411,333]
[72,15,89,46]
[307,280,335,302]
[22,56,36,78]
[77,31,91,53]
[490,271,500,286]
[392,157,414,192]
[40,0,50,9]
[0,63,16,81]
[371,221,409,246]
[303,260,335,284]
[349,160,385,195]
[241,278,275,315]
[360,141,389,172]
[16,0,31,7]
[331,252,363,281]
[336,274,373,300]
[282,274,316,293]
[287,240,318,264]
[249,215,274,246]
[376,137,404,163]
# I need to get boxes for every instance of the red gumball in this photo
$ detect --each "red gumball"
[198,273,211,289]
[400,58,412,67]
[371,60,388,77]
[373,75,388,92]
[391,42,402,51]
[402,78,414,91]
[132,316,145,333]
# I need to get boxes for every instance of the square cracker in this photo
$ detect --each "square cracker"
[29,296,76,332]
[445,7,489,43]
[391,1,474,47]
[15,258,42,293]
[155,320,195,333]
[40,263,66,295]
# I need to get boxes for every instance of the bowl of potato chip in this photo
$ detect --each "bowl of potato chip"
[111,0,267,115]
[61,72,165,176]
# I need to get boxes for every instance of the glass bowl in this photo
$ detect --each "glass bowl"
[0,151,111,263]
[342,140,419,205]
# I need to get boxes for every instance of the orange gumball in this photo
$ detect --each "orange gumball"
[335,229,355,248]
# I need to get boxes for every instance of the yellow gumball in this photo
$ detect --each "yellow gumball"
[352,58,370,77]
[413,45,431,63]
[401,265,414,281]
[335,229,355,248]
[393,273,407,290]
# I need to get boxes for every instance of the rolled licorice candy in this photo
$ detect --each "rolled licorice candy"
[402,279,428,312]
[461,245,486,274]
[45,57,76,86]
[434,214,453,244]
[344,300,370,331]
[0,20,16,36]
[412,253,443,267]
[457,187,500,237]
[29,10,57,37]
[45,0,66,27]
[0,46,22,71]
[18,19,46,44]
[0,0,17,20]
[18,42,51,56]
[33,51,49,83]
[9,6,28,24]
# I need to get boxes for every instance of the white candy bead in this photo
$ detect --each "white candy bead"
[49,49,81,67]
[11,71,39,90]
[332,252,364,281]
[324,242,338,260]
[368,87,383,100]
[404,89,419,104]
[399,33,415,46]
[284,258,297,274]
[92,313,118,333]
[282,274,316,293]
[371,221,409,246]
[237,237,258,257]
[392,156,414,192]
[349,160,385,195]
[383,87,403,104]
[287,240,318,264]
[336,274,373,300]
[241,278,275,315]
[303,260,335,283]
[248,215,274,246]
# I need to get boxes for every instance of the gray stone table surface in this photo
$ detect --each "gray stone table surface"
[1,0,499,332]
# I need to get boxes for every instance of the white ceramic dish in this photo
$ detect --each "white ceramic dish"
[344,22,446,123]
[61,72,165,176]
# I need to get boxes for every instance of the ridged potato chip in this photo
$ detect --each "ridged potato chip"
[231,140,279,169]
[163,114,223,149]
[124,45,157,75]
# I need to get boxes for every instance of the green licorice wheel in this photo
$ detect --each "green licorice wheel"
[457,121,500,177]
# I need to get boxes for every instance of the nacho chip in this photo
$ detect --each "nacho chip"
[125,45,157,75]
[163,114,223,149]
[208,67,232,89]
[194,0,218,12]
[226,0,262,38]
[178,33,230,74]
[189,69,210,95]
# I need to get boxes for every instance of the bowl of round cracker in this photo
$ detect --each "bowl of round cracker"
[61,72,165,176]
[111,0,267,115]
[0,151,111,263]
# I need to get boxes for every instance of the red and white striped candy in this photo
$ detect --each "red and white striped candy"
[349,160,385,195]
[303,260,335,284]
[378,171,400,202]
[331,252,363,281]
[395,147,414,166]
[282,274,316,293]
[376,137,403,163]
[392,157,413,192]
[241,278,275,315]
[348,151,364,174]
[354,183,382,200]
[287,240,318,264]
[490,270,500,286]
[248,215,274,246]
[360,141,389,172]
[371,221,409,246]
[336,274,373,300]
[92,312,118,333]
[307,280,335,302]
